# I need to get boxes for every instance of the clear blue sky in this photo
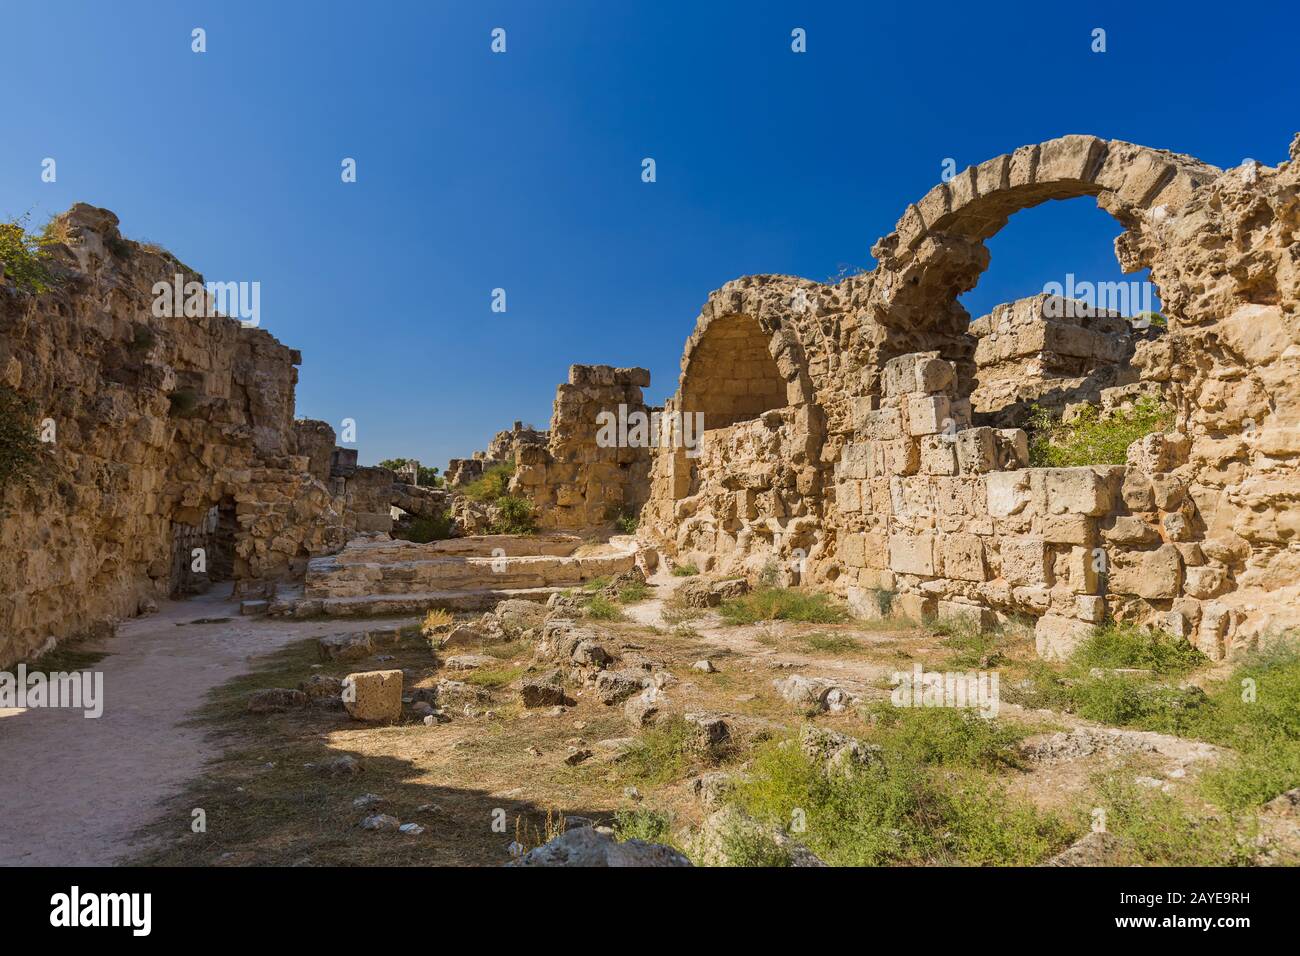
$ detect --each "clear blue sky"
[4,1,1296,469]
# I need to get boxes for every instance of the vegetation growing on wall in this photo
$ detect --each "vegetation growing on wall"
[1026,396,1171,467]
[0,384,48,493]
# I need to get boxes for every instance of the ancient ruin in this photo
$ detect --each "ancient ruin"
[3,134,1299,671]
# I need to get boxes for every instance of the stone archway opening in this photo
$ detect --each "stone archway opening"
[679,312,787,430]
[954,196,1164,427]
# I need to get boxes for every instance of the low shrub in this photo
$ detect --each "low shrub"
[719,588,847,626]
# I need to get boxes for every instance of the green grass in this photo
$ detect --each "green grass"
[1027,396,1172,467]
[726,720,1070,866]
[1072,623,1207,675]
[671,564,700,577]
[462,666,523,689]
[607,508,639,534]
[617,717,713,786]
[863,702,1031,772]
[719,588,848,626]
[1005,627,1300,813]
[615,581,649,604]
[1004,622,1211,730]
[583,594,624,621]
[1087,777,1258,866]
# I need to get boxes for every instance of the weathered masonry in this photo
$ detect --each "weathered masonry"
[637,134,1300,658]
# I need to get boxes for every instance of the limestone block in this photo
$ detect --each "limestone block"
[1184,566,1227,599]
[920,436,957,475]
[1197,604,1231,661]
[1104,515,1160,546]
[1108,544,1184,599]
[913,357,955,394]
[894,592,937,623]
[834,480,862,514]
[937,600,995,630]
[906,395,951,436]
[937,533,988,582]
[888,533,935,576]
[343,669,403,722]
[837,532,867,569]
[871,439,919,477]
[1040,514,1094,546]
[838,443,871,480]
[1043,468,1111,516]
[1035,614,1093,662]
[1000,536,1051,586]
[859,407,902,441]
[955,428,997,473]
[987,470,1032,517]
[1065,546,1100,594]
[1076,595,1106,623]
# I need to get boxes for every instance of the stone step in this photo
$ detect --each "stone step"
[288,532,640,616]
[281,586,561,618]
[303,552,635,598]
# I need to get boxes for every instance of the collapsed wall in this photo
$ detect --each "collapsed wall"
[970,293,1144,425]
[0,204,377,665]
[640,133,1300,654]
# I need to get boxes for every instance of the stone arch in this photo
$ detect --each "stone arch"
[862,135,1221,395]
[680,312,787,429]
[674,277,823,429]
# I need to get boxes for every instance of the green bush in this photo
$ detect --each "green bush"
[1072,622,1208,675]
[719,588,847,626]
[399,514,452,543]
[379,458,442,486]
[490,495,536,534]
[458,462,515,502]
[1027,396,1171,467]
[0,215,58,293]
[612,808,675,844]
[671,564,700,577]
[1090,777,1257,866]
[0,385,48,492]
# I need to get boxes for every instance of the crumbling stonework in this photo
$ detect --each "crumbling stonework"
[638,133,1300,654]
[446,421,547,487]
[512,365,654,529]
[0,205,384,665]
[970,293,1145,425]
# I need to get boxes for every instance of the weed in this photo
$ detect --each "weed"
[719,588,847,626]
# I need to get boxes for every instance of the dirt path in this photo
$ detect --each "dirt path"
[0,588,390,865]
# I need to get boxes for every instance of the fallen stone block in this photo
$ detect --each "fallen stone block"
[343,669,403,722]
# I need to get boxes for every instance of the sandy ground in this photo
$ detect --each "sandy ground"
[0,587,387,866]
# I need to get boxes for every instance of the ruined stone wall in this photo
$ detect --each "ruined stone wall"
[0,204,362,665]
[513,365,653,529]
[970,293,1142,425]
[643,133,1300,655]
